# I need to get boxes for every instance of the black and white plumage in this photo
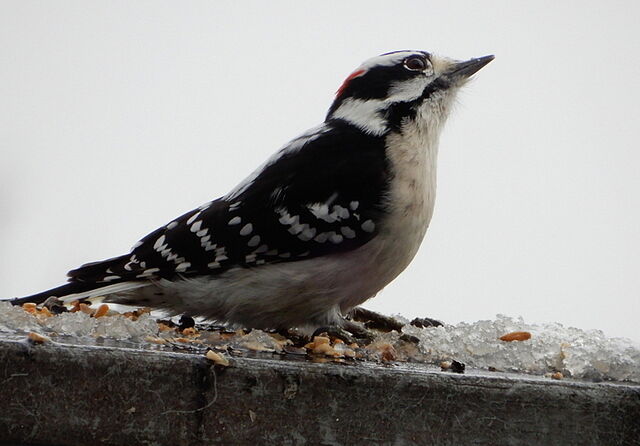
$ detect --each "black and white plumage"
[12,50,493,330]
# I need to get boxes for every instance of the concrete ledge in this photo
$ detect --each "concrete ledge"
[1,338,638,445]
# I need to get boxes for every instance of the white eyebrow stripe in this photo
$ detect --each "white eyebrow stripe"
[358,51,422,71]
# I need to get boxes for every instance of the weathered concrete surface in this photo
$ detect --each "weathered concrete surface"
[0,337,638,446]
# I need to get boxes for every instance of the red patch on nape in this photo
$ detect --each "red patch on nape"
[335,69,366,98]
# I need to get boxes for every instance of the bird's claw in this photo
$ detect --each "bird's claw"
[410,317,443,328]
[311,321,376,344]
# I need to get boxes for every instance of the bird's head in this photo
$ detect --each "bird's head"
[326,50,494,137]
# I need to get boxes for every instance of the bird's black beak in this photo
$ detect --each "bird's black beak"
[447,55,495,80]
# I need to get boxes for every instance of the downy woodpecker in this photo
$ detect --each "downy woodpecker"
[12,50,493,331]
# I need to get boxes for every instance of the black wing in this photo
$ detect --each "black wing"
[67,120,390,284]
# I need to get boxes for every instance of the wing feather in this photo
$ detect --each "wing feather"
[67,120,390,284]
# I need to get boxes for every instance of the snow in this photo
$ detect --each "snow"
[400,314,640,382]
[0,301,158,340]
[1,301,638,382]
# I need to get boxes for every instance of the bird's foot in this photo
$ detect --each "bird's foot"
[312,320,375,345]
[349,307,443,331]
[42,297,68,314]
[348,307,404,332]
[275,328,308,346]
[409,316,443,328]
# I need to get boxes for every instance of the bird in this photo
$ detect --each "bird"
[11,50,493,334]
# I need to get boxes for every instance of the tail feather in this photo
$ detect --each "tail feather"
[11,281,148,306]
[11,253,151,307]
[67,254,131,282]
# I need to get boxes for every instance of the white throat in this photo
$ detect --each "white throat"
[377,92,456,273]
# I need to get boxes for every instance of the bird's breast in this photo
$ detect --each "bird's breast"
[382,129,439,256]
[335,133,438,312]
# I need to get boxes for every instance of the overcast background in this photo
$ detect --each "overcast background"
[1,1,638,342]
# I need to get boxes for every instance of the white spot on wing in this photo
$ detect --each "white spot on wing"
[329,233,343,244]
[136,268,159,278]
[308,199,350,224]
[153,235,166,251]
[200,233,217,252]
[136,267,160,278]
[333,205,349,219]
[175,262,191,273]
[288,223,306,235]
[228,216,242,226]
[340,226,356,239]
[187,212,201,226]
[308,203,329,219]
[155,236,188,266]
[278,209,299,226]
[298,227,316,241]
[255,244,268,253]
[240,223,253,236]
[248,235,261,247]
[361,220,375,233]
[203,242,217,251]
[190,220,202,233]
[131,240,143,249]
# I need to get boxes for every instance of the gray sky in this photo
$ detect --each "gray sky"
[2,1,639,342]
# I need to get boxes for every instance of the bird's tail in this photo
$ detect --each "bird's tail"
[10,281,148,306]
[10,253,151,306]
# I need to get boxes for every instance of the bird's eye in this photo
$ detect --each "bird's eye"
[403,56,427,72]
